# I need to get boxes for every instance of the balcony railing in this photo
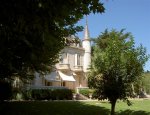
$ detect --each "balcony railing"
[73,65,83,72]
[58,64,70,70]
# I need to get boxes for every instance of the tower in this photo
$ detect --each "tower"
[82,17,91,72]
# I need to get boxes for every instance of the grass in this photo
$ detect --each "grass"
[0,99,150,115]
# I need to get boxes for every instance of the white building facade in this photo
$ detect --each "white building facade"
[32,22,91,90]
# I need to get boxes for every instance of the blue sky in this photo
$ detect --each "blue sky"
[76,0,150,71]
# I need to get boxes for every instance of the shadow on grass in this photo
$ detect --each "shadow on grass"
[1,101,150,115]
[117,109,150,115]
[0,101,110,115]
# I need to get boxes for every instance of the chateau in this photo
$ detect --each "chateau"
[32,21,91,90]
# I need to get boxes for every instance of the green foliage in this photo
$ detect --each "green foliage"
[22,88,73,100]
[79,88,94,97]
[79,89,90,97]
[88,29,149,115]
[131,72,150,96]
[0,0,105,80]
[71,89,76,94]
[137,72,150,94]
[142,73,150,94]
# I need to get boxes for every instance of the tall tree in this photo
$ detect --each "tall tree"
[0,0,105,81]
[88,29,149,115]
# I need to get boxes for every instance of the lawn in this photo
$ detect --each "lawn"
[0,99,150,115]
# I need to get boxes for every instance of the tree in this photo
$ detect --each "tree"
[0,0,105,81]
[137,72,150,95]
[88,29,149,115]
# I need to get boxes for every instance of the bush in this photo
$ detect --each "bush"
[23,88,73,100]
[79,88,94,98]
[79,89,89,97]
[0,80,12,101]
[22,89,32,100]
[12,87,23,100]
[91,90,103,99]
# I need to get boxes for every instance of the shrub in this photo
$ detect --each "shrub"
[22,89,32,100]
[23,88,73,100]
[71,89,76,94]
[79,88,94,98]
[12,87,24,100]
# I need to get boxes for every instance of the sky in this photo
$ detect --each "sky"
[76,0,150,71]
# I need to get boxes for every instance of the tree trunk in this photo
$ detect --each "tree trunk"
[110,99,117,115]
[131,84,135,97]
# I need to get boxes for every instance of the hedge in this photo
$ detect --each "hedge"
[79,88,94,98]
[22,88,73,100]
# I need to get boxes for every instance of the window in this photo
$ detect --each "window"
[60,53,67,64]
[75,54,81,66]
[61,81,66,86]
[48,82,52,86]
[45,80,52,86]
[59,54,63,63]
[77,54,81,65]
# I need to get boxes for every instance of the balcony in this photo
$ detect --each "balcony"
[58,64,70,70]
[73,65,83,72]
